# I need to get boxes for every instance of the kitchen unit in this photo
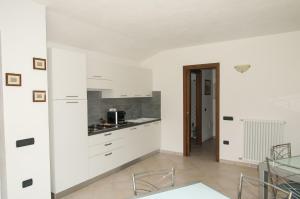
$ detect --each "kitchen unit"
[48,47,161,197]
[88,119,161,179]
[48,48,89,194]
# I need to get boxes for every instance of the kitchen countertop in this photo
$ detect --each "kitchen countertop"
[88,118,161,136]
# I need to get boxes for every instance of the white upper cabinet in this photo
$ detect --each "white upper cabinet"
[135,67,153,97]
[87,57,115,90]
[101,66,153,98]
[87,51,152,96]
[48,48,87,100]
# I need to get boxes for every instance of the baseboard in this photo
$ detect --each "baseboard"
[160,149,183,156]
[220,159,258,169]
[52,150,160,199]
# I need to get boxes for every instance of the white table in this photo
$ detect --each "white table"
[132,182,230,199]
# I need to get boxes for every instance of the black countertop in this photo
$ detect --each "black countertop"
[88,119,161,136]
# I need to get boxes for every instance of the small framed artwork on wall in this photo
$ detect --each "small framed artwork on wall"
[6,73,22,86]
[33,90,47,102]
[33,57,47,70]
[204,79,211,95]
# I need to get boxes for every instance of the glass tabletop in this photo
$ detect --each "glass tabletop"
[134,183,230,199]
[276,155,300,169]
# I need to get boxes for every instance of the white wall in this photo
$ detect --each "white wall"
[0,1,51,198]
[142,31,300,162]
[201,70,214,142]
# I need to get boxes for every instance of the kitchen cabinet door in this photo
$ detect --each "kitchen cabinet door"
[88,147,127,179]
[151,121,161,151]
[86,52,119,81]
[50,100,88,193]
[126,126,144,160]
[140,123,153,155]
[48,48,87,100]
[102,66,153,98]
[87,78,113,90]
[134,68,153,97]
[138,121,161,156]
[86,58,120,90]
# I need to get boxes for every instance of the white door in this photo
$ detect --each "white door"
[48,48,87,100]
[51,100,88,193]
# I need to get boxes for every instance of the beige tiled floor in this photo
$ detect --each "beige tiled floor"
[62,139,257,199]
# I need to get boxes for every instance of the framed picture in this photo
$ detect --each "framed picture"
[33,57,47,70]
[33,90,46,102]
[5,73,22,86]
[204,80,211,95]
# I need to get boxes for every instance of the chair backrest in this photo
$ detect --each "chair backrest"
[132,168,175,196]
[271,143,292,160]
[266,158,300,198]
[238,173,292,199]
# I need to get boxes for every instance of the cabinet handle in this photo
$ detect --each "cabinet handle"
[93,75,102,78]
[66,96,79,98]
[104,133,112,136]
[144,124,151,127]
[66,101,79,104]
[130,127,137,131]
[105,152,112,156]
[134,94,141,97]
[105,143,112,146]
[146,94,151,97]
[120,94,128,97]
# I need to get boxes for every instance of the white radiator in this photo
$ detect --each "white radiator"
[242,119,286,164]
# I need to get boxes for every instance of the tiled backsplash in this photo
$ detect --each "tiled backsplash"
[87,91,161,125]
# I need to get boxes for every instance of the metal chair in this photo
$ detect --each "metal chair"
[271,143,292,160]
[238,173,292,199]
[132,168,175,196]
[266,158,300,199]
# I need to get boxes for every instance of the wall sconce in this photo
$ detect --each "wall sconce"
[234,64,251,73]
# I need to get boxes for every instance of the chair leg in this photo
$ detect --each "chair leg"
[132,174,137,195]
[238,173,243,199]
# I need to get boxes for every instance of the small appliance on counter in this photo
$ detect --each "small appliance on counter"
[107,109,126,125]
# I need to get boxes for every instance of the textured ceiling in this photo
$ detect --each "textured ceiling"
[35,0,300,61]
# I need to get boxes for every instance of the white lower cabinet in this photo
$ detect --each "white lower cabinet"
[50,100,89,194]
[126,126,144,160]
[88,147,126,178]
[88,121,161,179]
[151,121,161,151]
[138,121,161,156]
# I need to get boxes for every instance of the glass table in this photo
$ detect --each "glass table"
[132,182,230,199]
[276,155,300,170]
[259,156,300,198]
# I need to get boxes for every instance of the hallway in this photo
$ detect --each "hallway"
[191,138,216,160]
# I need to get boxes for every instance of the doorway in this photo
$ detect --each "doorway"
[183,63,220,161]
